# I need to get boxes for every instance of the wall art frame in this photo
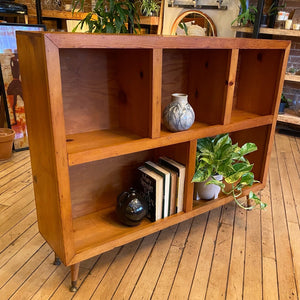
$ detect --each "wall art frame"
[0,23,45,150]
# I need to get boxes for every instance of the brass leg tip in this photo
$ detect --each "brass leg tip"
[53,257,61,265]
[70,281,78,292]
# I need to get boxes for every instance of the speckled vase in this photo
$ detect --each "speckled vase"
[163,93,195,132]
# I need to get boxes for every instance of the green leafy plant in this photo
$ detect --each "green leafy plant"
[231,0,258,26]
[267,2,286,16]
[192,134,267,210]
[140,0,160,16]
[72,0,140,33]
[281,94,292,108]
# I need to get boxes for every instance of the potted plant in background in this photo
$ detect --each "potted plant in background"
[231,0,257,26]
[0,128,15,160]
[72,0,140,33]
[279,93,292,114]
[192,134,267,210]
[139,0,160,16]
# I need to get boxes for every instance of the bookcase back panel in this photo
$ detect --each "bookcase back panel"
[230,125,270,182]
[187,49,230,125]
[162,49,230,126]
[69,141,193,218]
[60,49,152,138]
[234,49,284,116]
[153,141,190,166]
[69,150,153,218]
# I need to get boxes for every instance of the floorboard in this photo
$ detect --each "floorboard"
[0,131,299,300]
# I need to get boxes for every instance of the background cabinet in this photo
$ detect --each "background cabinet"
[16,33,290,290]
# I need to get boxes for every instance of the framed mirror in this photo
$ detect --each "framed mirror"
[170,10,217,36]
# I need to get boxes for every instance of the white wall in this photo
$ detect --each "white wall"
[162,0,240,37]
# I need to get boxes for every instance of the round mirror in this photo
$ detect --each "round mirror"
[170,10,217,36]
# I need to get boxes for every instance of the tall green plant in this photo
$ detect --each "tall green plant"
[192,134,267,210]
[72,0,140,33]
[231,0,257,26]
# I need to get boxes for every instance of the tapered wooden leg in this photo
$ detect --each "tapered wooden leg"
[247,195,252,210]
[53,253,61,266]
[70,263,80,292]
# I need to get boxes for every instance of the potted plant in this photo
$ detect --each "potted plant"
[72,0,140,33]
[192,134,267,210]
[279,93,292,114]
[231,0,257,26]
[139,0,160,17]
[0,128,15,160]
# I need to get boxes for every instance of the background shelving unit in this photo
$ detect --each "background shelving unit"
[16,33,290,291]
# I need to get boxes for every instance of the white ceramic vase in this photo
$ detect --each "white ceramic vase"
[163,93,195,132]
[193,175,223,200]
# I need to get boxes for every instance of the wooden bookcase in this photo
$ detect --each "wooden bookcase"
[16,33,290,291]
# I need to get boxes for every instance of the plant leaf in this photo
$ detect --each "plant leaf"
[240,143,257,156]
[206,179,225,188]
[192,166,212,182]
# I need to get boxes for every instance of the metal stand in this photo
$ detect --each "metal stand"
[35,0,43,24]
[252,0,265,38]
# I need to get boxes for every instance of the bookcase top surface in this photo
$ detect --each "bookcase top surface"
[16,32,291,50]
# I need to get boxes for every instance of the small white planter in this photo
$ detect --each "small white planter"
[193,175,223,200]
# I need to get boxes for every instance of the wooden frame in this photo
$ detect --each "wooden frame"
[0,23,45,150]
[170,10,217,36]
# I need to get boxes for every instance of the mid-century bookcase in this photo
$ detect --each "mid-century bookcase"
[16,33,290,291]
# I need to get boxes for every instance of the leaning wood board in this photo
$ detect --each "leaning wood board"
[16,33,290,289]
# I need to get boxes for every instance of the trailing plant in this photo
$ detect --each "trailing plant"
[72,0,140,33]
[139,0,160,16]
[192,134,267,210]
[231,0,257,26]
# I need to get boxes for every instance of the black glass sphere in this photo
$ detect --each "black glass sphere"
[116,188,147,226]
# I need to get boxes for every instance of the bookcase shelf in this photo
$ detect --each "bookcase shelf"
[67,113,273,166]
[16,33,290,291]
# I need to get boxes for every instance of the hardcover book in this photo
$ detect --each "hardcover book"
[144,161,171,218]
[138,166,163,222]
[159,157,185,213]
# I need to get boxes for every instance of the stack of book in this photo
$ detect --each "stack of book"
[138,157,186,222]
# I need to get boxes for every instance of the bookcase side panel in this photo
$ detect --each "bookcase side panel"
[16,33,75,264]
[44,37,75,263]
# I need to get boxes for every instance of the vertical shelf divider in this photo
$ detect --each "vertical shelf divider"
[184,139,197,212]
[223,48,239,125]
[151,48,163,138]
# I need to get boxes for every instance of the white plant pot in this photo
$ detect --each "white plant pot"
[193,175,223,200]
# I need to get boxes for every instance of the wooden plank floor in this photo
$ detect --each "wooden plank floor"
[0,131,299,300]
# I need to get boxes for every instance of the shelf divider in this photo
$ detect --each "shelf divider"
[223,49,239,125]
